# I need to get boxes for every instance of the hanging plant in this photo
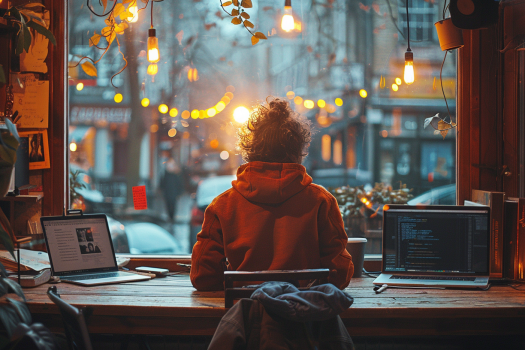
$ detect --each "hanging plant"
[424,113,456,140]
[71,0,162,87]
[220,0,267,45]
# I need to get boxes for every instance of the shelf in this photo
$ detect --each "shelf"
[0,193,43,203]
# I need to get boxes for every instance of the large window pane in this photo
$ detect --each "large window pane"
[68,0,456,255]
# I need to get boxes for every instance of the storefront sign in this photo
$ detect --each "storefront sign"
[70,106,132,124]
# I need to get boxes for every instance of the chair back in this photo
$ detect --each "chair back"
[47,286,93,350]
[224,268,329,307]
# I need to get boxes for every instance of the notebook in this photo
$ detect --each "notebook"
[373,205,490,289]
[41,214,150,286]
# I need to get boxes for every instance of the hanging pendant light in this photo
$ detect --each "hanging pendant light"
[404,0,414,85]
[281,0,294,32]
[147,1,160,64]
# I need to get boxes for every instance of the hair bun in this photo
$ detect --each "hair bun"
[267,99,289,121]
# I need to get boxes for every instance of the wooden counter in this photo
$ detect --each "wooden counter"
[24,275,525,337]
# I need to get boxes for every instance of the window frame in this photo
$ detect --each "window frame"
[46,1,522,260]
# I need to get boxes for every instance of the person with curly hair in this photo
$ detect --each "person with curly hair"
[190,98,354,291]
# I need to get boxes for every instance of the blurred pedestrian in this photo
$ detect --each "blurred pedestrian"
[160,155,183,222]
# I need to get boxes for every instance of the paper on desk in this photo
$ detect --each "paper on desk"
[0,249,50,272]
[11,73,49,128]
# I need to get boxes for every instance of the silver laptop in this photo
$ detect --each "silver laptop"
[373,205,490,289]
[41,214,150,286]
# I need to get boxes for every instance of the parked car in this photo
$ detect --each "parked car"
[407,184,456,205]
[108,216,184,254]
[70,165,112,214]
[189,175,236,249]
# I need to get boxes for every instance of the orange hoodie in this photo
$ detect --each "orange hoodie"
[190,162,354,291]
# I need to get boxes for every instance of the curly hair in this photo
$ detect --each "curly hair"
[237,97,312,164]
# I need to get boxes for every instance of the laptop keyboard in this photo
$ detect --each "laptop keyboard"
[389,275,476,281]
[65,272,122,281]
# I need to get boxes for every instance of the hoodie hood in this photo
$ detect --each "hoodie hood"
[232,161,312,204]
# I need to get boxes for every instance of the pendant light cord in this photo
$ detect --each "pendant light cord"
[151,0,154,28]
[406,0,410,51]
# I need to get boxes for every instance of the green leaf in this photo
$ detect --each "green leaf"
[0,225,14,261]
[0,262,7,279]
[1,278,26,302]
[7,298,31,325]
[0,304,22,338]
[19,9,46,26]
[26,20,57,45]
[0,64,5,84]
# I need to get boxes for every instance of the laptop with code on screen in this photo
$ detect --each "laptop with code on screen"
[41,214,150,286]
[373,205,490,289]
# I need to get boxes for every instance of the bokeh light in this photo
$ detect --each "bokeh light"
[216,101,226,112]
[191,109,199,119]
[304,100,314,109]
[182,110,190,119]
[294,96,303,105]
[207,108,217,117]
[69,142,77,152]
[210,139,219,148]
[76,83,84,91]
[220,151,230,160]
[141,98,150,107]
[335,98,343,106]
[233,106,250,123]
[317,99,326,108]
[395,77,402,85]
[359,89,367,98]
[159,104,169,114]
[150,124,158,133]
[114,93,123,103]
[392,84,399,92]
[225,92,234,99]
[286,91,295,100]
[168,129,177,137]
[169,108,178,117]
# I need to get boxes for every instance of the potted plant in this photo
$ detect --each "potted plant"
[329,183,413,253]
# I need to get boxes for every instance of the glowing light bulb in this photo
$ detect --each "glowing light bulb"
[404,51,414,85]
[281,0,294,32]
[147,28,160,63]
[147,64,158,75]
[233,106,250,123]
[127,1,139,23]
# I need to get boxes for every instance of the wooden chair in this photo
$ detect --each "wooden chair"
[224,268,330,308]
[47,286,93,350]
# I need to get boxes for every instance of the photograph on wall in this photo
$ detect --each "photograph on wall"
[19,130,50,170]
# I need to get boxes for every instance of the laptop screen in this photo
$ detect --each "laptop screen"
[41,215,118,275]
[382,206,490,275]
